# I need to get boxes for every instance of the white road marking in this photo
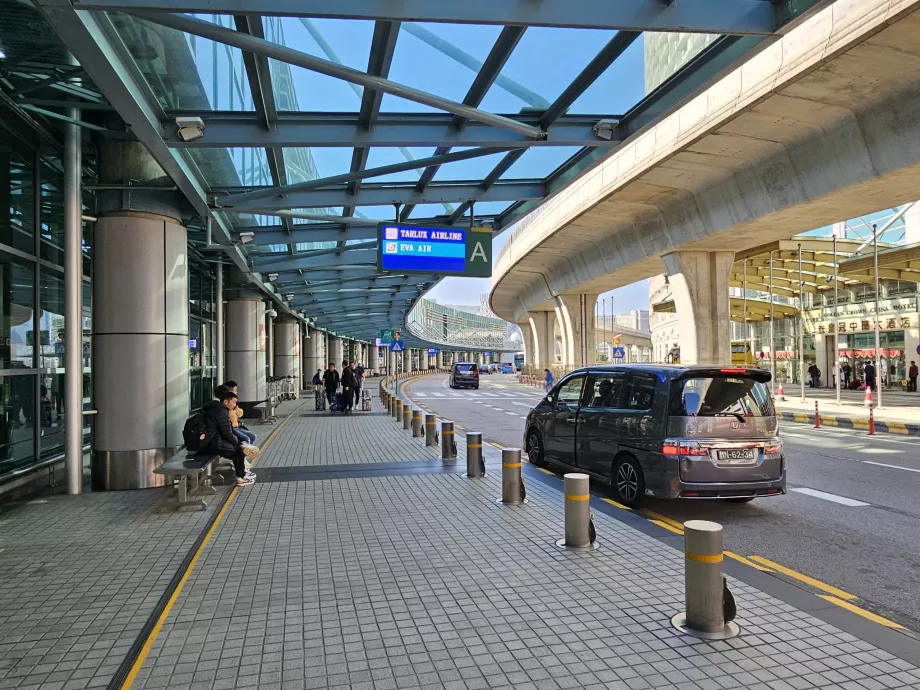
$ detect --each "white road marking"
[790,488,870,507]
[505,411,520,416]
[862,460,920,473]
[511,402,533,408]
[414,392,427,397]
[432,392,445,397]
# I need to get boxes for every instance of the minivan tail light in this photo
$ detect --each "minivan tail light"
[720,368,747,373]
[662,440,709,457]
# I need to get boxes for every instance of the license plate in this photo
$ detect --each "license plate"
[716,449,756,462]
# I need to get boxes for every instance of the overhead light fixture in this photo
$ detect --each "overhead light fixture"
[267,273,278,282]
[285,294,294,301]
[0,49,6,60]
[239,231,254,244]
[175,116,205,142]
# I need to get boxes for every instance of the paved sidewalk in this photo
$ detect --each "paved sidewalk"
[3,385,920,690]
[776,389,920,435]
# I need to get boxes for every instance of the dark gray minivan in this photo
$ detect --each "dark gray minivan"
[524,365,786,507]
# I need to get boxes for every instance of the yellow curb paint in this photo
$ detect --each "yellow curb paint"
[817,595,905,629]
[536,467,554,475]
[650,519,684,536]
[749,556,857,601]
[725,551,772,572]
[601,498,631,511]
[123,403,300,688]
[887,422,909,435]
[642,509,684,531]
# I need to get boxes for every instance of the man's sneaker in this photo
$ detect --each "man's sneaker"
[244,470,257,479]
[244,458,253,470]
[235,475,255,486]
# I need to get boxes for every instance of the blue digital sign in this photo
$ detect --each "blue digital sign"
[377,223,492,277]
[379,224,467,274]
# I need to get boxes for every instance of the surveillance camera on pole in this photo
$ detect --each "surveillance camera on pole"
[266,308,278,319]
[267,273,278,282]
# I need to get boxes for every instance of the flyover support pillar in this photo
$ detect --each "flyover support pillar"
[528,311,556,372]
[556,294,598,369]
[328,336,344,369]
[662,250,734,366]
[519,320,536,372]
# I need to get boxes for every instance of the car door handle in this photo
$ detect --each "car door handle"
[566,418,585,426]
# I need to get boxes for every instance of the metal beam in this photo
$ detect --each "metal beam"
[402,25,527,221]
[264,269,378,281]
[217,145,515,208]
[77,0,779,35]
[293,290,418,307]
[126,12,547,139]
[254,240,378,268]
[258,249,378,271]
[162,112,615,148]
[234,181,543,210]
[539,31,640,129]
[31,1,292,318]
[241,224,377,245]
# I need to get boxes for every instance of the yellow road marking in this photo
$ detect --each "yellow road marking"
[642,509,684,531]
[564,494,590,501]
[749,556,857,601]
[455,425,464,431]
[725,551,772,572]
[818,595,905,629]
[686,551,723,564]
[650,519,684,535]
[536,467,554,475]
[491,442,505,449]
[123,405,298,688]
[601,498,631,511]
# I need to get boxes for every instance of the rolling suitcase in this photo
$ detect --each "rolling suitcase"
[314,387,326,411]
[331,392,345,413]
[361,391,371,411]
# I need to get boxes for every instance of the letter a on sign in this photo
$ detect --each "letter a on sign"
[465,227,493,277]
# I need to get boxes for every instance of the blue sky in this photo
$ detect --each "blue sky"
[271,19,650,312]
[192,17,652,312]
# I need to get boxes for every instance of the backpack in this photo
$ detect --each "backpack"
[182,412,210,451]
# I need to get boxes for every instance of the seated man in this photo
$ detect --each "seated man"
[219,381,256,445]
[201,390,256,487]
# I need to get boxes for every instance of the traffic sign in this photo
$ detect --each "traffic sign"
[427,348,439,355]
[379,328,394,342]
[611,346,626,359]
[390,340,404,353]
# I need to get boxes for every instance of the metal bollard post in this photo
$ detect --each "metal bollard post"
[402,402,412,430]
[498,448,526,505]
[441,421,456,460]
[671,520,740,639]
[465,432,485,477]
[412,408,423,437]
[555,473,595,548]
[425,414,437,446]
[395,399,403,423]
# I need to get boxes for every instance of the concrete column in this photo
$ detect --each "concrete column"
[226,296,268,407]
[556,293,598,368]
[368,344,379,372]
[662,250,735,365]
[528,311,556,369]
[520,320,536,370]
[388,350,397,374]
[91,141,189,491]
[329,336,344,368]
[304,328,322,380]
[273,315,298,377]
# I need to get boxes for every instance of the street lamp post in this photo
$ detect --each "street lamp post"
[833,234,841,406]
[798,244,805,402]
[769,252,776,394]
[874,225,883,410]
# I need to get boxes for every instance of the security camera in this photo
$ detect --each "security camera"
[267,273,278,282]
[176,116,205,142]
[285,294,294,302]
[239,231,254,244]
[266,308,278,319]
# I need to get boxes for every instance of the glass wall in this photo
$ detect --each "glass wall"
[189,256,217,413]
[0,139,93,484]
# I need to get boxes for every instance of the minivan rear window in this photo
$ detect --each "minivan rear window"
[669,376,774,418]
[455,364,476,373]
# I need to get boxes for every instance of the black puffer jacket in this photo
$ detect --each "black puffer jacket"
[200,400,241,455]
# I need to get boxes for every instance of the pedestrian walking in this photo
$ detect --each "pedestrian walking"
[351,362,364,409]
[864,360,877,391]
[544,368,555,393]
[842,363,852,389]
[322,362,340,405]
[340,361,356,413]
[909,360,918,392]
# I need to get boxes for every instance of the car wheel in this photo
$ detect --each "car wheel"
[727,497,755,503]
[474,385,479,390]
[526,430,546,467]
[614,455,646,508]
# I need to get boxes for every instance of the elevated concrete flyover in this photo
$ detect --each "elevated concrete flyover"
[492,0,920,365]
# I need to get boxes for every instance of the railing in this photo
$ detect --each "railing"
[405,298,519,351]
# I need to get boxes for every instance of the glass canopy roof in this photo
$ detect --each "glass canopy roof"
[3,0,828,343]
